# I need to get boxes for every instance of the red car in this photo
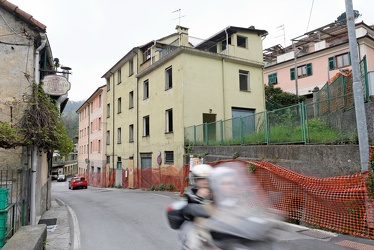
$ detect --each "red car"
[69,177,88,190]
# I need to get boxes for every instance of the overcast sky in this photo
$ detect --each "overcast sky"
[7,0,374,101]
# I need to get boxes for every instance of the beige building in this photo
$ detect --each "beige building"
[77,85,107,186]
[102,25,267,187]
[0,1,59,223]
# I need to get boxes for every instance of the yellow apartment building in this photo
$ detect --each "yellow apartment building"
[102,25,267,187]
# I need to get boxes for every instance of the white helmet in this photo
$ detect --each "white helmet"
[192,164,213,179]
[189,164,213,186]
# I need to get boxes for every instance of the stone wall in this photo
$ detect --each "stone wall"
[191,144,362,177]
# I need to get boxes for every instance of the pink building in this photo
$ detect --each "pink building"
[264,22,374,98]
[77,85,107,187]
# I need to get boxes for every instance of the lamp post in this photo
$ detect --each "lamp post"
[345,0,369,173]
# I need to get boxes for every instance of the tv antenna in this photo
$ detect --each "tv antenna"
[275,24,286,49]
[172,9,186,26]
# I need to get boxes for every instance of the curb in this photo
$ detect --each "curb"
[54,197,81,250]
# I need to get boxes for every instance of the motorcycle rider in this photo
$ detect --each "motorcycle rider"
[180,164,214,250]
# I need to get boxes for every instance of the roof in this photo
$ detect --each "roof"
[195,26,268,50]
[76,84,106,112]
[0,0,46,31]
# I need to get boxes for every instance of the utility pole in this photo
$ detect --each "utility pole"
[345,0,369,173]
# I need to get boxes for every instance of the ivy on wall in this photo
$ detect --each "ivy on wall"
[0,83,73,156]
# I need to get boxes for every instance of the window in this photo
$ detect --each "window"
[118,97,122,113]
[106,79,110,91]
[165,109,173,133]
[129,91,134,108]
[106,156,110,164]
[237,36,247,48]
[268,73,278,85]
[221,37,231,51]
[143,116,150,136]
[117,128,121,144]
[328,52,351,70]
[165,66,172,90]
[117,157,122,169]
[143,80,149,99]
[165,151,174,164]
[91,102,93,113]
[208,45,217,53]
[239,70,250,91]
[99,94,102,107]
[290,63,312,80]
[106,131,110,145]
[143,48,151,62]
[129,59,134,76]
[98,140,101,153]
[99,117,101,130]
[107,104,110,118]
[90,122,93,133]
[129,124,134,142]
[90,142,92,153]
[117,69,122,84]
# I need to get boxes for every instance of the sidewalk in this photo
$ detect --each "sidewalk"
[40,198,71,250]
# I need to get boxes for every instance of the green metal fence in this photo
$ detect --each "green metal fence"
[185,56,369,146]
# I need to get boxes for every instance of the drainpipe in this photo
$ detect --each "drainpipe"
[151,40,156,64]
[31,32,47,225]
[224,28,229,55]
[55,94,68,114]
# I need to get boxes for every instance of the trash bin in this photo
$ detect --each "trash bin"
[0,188,8,247]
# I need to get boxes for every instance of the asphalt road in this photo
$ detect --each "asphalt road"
[52,180,180,250]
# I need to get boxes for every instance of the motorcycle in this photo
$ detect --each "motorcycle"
[166,162,283,250]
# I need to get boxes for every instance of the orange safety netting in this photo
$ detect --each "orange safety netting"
[80,149,374,239]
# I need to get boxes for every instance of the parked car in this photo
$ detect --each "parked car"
[51,171,58,180]
[57,174,66,182]
[69,177,87,190]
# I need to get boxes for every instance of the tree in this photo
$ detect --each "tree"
[265,84,305,110]
[1,83,74,156]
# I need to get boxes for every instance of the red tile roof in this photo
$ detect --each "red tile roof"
[0,0,46,31]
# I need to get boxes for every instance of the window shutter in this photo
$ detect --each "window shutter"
[306,63,313,76]
[290,68,295,80]
[268,74,273,84]
[348,52,351,65]
[328,57,335,70]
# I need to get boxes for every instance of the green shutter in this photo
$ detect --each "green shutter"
[328,57,335,70]
[306,63,313,76]
[268,73,277,84]
[290,68,295,80]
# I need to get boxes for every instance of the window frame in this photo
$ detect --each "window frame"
[129,59,134,76]
[117,127,121,144]
[165,66,173,90]
[268,73,278,85]
[165,109,173,133]
[237,35,247,48]
[164,151,174,164]
[143,116,150,137]
[117,69,122,84]
[239,70,250,91]
[129,91,134,109]
[107,104,110,118]
[290,63,312,80]
[143,79,149,99]
[328,52,351,70]
[106,130,110,145]
[129,124,134,142]
[117,97,122,113]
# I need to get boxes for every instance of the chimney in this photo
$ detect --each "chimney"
[176,25,189,46]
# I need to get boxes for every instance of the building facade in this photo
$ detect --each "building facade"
[263,22,374,97]
[77,85,107,186]
[101,25,267,187]
[0,0,59,222]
